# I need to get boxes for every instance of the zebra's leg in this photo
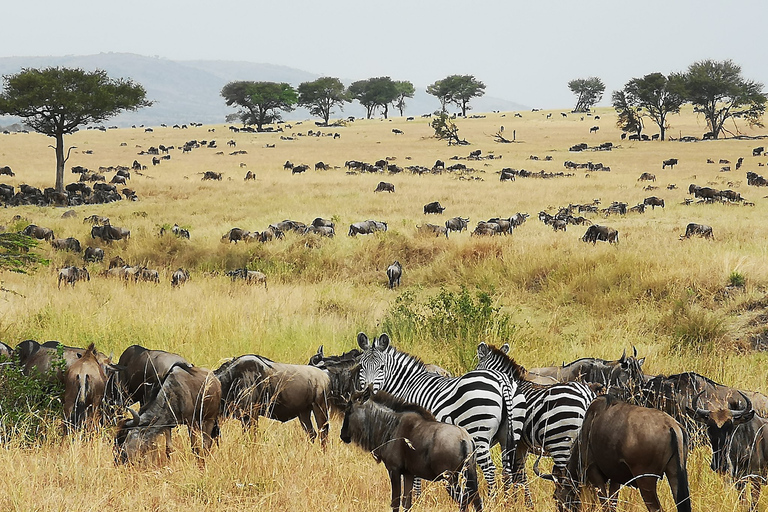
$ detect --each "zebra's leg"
[474,441,497,493]
[412,477,421,499]
[512,445,533,507]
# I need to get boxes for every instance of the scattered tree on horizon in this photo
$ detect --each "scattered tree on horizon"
[678,59,766,139]
[568,76,605,113]
[221,81,298,131]
[430,112,468,145]
[426,75,486,116]
[347,77,399,119]
[297,77,348,125]
[393,80,415,117]
[0,67,150,192]
[613,72,685,140]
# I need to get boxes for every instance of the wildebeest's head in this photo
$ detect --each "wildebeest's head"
[688,391,754,473]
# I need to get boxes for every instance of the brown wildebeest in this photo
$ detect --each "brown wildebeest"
[416,223,449,238]
[214,354,331,446]
[22,341,112,385]
[374,181,395,193]
[341,388,482,512]
[638,172,656,182]
[114,364,221,464]
[537,394,691,512]
[387,261,402,289]
[57,266,90,288]
[63,343,109,432]
[107,345,190,408]
[22,224,54,241]
[581,224,618,244]
[221,227,249,243]
[680,223,713,240]
[527,348,646,393]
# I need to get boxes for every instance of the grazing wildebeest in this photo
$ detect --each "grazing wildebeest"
[387,261,402,289]
[108,255,126,269]
[643,196,665,209]
[753,146,764,157]
[471,221,500,237]
[283,160,294,171]
[171,268,190,288]
[527,348,646,393]
[589,125,599,133]
[22,341,112,385]
[445,216,470,233]
[424,201,446,214]
[51,237,82,252]
[348,220,387,236]
[306,225,335,237]
[63,343,109,432]
[202,171,222,181]
[582,224,619,244]
[58,266,90,289]
[108,345,190,408]
[662,158,679,169]
[221,227,249,243]
[292,164,309,174]
[680,223,713,240]
[226,268,267,288]
[416,223,449,238]
[689,393,768,511]
[0,165,14,176]
[214,354,331,445]
[341,388,483,512]
[638,172,656,182]
[374,181,395,193]
[22,224,55,241]
[91,224,129,242]
[434,159,445,170]
[244,170,255,181]
[83,215,109,226]
[314,161,328,170]
[536,394,690,512]
[114,364,221,464]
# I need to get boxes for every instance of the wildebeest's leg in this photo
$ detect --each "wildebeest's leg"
[311,401,330,448]
[297,410,318,442]
[164,428,174,459]
[389,470,402,512]
[605,481,621,512]
[402,473,414,511]
[511,445,533,506]
[635,476,662,512]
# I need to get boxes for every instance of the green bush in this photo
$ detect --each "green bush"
[729,271,746,288]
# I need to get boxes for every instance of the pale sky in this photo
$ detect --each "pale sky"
[3,0,766,109]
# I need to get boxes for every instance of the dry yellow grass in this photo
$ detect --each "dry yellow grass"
[0,106,767,510]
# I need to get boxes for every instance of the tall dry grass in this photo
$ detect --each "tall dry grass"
[0,106,766,509]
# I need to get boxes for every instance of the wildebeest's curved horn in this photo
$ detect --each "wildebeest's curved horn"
[532,457,558,482]
[733,391,753,420]
[692,391,710,419]
[632,345,638,358]
[619,348,626,362]
[126,408,139,427]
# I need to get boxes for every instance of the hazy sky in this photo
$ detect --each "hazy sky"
[4,0,766,109]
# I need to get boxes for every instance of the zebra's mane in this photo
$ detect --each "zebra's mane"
[388,345,428,372]
[370,391,436,421]
[486,344,529,381]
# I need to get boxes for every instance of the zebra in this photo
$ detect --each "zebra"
[356,332,526,493]
[476,342,595,507]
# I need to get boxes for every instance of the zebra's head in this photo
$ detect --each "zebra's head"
[356,332,390,393]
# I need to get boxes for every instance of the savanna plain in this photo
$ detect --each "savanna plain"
[0,106,767,511]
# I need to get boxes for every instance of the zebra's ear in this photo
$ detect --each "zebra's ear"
[317,345,324,357]
[375,333,391,351]
[501,343,510,354]
[477,342,489,358]
[357,333,370,350]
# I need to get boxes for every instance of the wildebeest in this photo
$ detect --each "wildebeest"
[114,363,221,464]
[292,164,309,174]
[638,172,656,182]
[22,224,55,241]
[753,146,764,157]
[537,394,690,512]
[83,215,109,226]
[314,161,328,170]
[662,158,679,169]
[445,216,469,233]
[374,181,395,193]
[63,343,109,432]
[51,237,82,252]
[214,354,331,445]
[244,170,255,181]
[527,348,646,393]
[643,196,665,209]
[341,388,482,512]
[202,171,222,181]
[171,268,190,288]
[582,224,619,244]
[22,341,111,385]
[108,345,190,408]
[91,224,130,242]
[689,393,768,511]
[221,227,250,244]
[0,165,14,176]
[226,268,267,288]
[471,221,501,236]
[416,223,449,238]
[423,201,446,214]
[348,220,387,236]
[58,266,90,289]
[387,261,402,289]
[680,223,713,240]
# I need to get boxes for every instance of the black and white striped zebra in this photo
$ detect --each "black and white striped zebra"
[356,333,526,491]
[476,342,595,505]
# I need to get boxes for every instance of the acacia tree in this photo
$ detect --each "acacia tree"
[427,75,486,116]
[393,81,415,117]
[679,59,766,139]
[347,77,399,119]
[0,67,150,192]
[568,77,605,112]
[614,73,686,140]
[221,81,298,131]
[0,233,46,275]
[297,77,348,125]
[612,90,644,138]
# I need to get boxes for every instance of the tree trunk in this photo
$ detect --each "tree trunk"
[383,104,389,119]
[55,131,65,193]
[461,101,468,117]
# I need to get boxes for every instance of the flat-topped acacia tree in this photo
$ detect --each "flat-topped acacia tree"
[0,67,151,192]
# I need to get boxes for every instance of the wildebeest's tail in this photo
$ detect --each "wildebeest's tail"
[670,426,691,512]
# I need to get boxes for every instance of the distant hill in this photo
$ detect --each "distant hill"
[0,53,528,127]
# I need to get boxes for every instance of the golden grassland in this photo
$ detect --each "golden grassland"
[0,106,767,510]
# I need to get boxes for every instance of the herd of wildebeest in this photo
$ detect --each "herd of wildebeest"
[2,329,768,512]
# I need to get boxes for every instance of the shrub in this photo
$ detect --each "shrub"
[729,271,746,288]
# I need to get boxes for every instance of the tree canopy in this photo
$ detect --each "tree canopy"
[347,77,399,119]
[297,77,348,125]
[393,81,415,117]
[612,90,644,138]
[679,59,766,139]
[614,72,685,140]
[221,81,298,131]
[0,233,47,275]
[426,75,486,116]
[0,67,150,192]
[568,77,605,112]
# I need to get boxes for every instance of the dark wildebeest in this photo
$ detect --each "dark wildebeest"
[314,161,328,171]
[582,224,619,244]
[662,158,679,169]
[694,186,720,201]
[311,217,334,229]
[680,223,713,240]
[22,224,55,241]
[214,354,331,445]
[471,221,500,236]
[22,341,112,385]
[689,393,768,511]
[638,172,656,182]
[341,388,482,512]
[91,224,130,242]
[202,171,222,180]
[58,266,90,289]
[171,268,190,288]
[51,237,82,252]
[387,261,402,289]
[108,255,126,269]
[536,394,690,512]
[0,165,14,176]
[221,227,249,244]
[643,196,665,209]
[527,348,646,393]
[374,181,395,193]
[445,216,470,233]
[83,246,104,263]
[108,345,190,408]
[114,364,221,464]
[244,170,256,181]
[283,160,294,171]
[292,164,309,174]
[63,343,109,433]
[753,146,764,157]
[348,220,387,236]
[423,201,446,214]
[416,223,449,238]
